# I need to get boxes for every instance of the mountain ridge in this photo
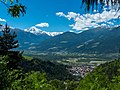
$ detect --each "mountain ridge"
[1,25,120,54]
[32,26,120,54]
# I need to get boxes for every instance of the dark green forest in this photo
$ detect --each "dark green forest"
[0,54,79,90]
[1,51,120,90]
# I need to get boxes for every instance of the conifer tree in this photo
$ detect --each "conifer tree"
[0,24,19,54]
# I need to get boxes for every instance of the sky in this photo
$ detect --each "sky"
[0,0,120,32]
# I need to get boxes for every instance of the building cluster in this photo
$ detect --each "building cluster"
[68,65,95,78]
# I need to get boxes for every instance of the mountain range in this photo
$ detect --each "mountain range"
[0,26,120,54]
[30,26,120,54]
[0,26,63,50]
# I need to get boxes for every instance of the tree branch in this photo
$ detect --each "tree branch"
[0,1,9,8]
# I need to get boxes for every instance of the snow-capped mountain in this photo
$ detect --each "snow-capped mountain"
[24,26,63,37]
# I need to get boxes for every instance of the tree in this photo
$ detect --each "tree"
[10,71,57,90]
[82,0,120,11]
[0,0,26,17]
[49,79,65,90]
[0,24,19,54]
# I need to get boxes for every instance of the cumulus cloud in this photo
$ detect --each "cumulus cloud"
[56,12,80,20]
[35,22,49,27]
[0,18,6,22]
[56,9,120,31]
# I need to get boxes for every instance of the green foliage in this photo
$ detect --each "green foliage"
[4,53,23,69]
[76,59,120,90]
[8,3,26,18]
[65,80,79,90]
[19,58,75,80]
[0,24,19,54]
[0,56,23,89]
[49,79,79,90]
[0,54,78,90]
[11,71,57,90]
[0,0,26,17]
[49,79,65,90]
[0,55,57,90]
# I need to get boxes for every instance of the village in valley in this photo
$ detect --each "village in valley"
[24,51,113,78]
[58,59,107,78]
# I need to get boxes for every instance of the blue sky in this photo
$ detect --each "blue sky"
[0,0,120,32]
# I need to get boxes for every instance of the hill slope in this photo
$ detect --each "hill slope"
[19,58,75,80]
[0,28,51,50]
[33,26,120,53]
[76,59,120,90]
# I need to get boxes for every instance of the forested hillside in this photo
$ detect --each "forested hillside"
[0,53,78,90]
[19,58,75,80]
[76,59,120,90]
[1,53,120,90]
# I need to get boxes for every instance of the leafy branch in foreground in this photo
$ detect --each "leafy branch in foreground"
[0,0,26,17]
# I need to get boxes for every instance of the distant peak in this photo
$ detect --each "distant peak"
[24,26,63,37]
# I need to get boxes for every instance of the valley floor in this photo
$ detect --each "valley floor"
[24,51,114,78]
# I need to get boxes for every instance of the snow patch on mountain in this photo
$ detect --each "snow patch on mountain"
[45,32,63,37]
[24,26,63,37]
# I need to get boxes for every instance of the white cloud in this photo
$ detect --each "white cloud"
[35,23,49,27]
[56,12,65,17]
[0,18,6,22]
[56,9,120,31]
[56,12,80,20]
[65,12,80,20]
